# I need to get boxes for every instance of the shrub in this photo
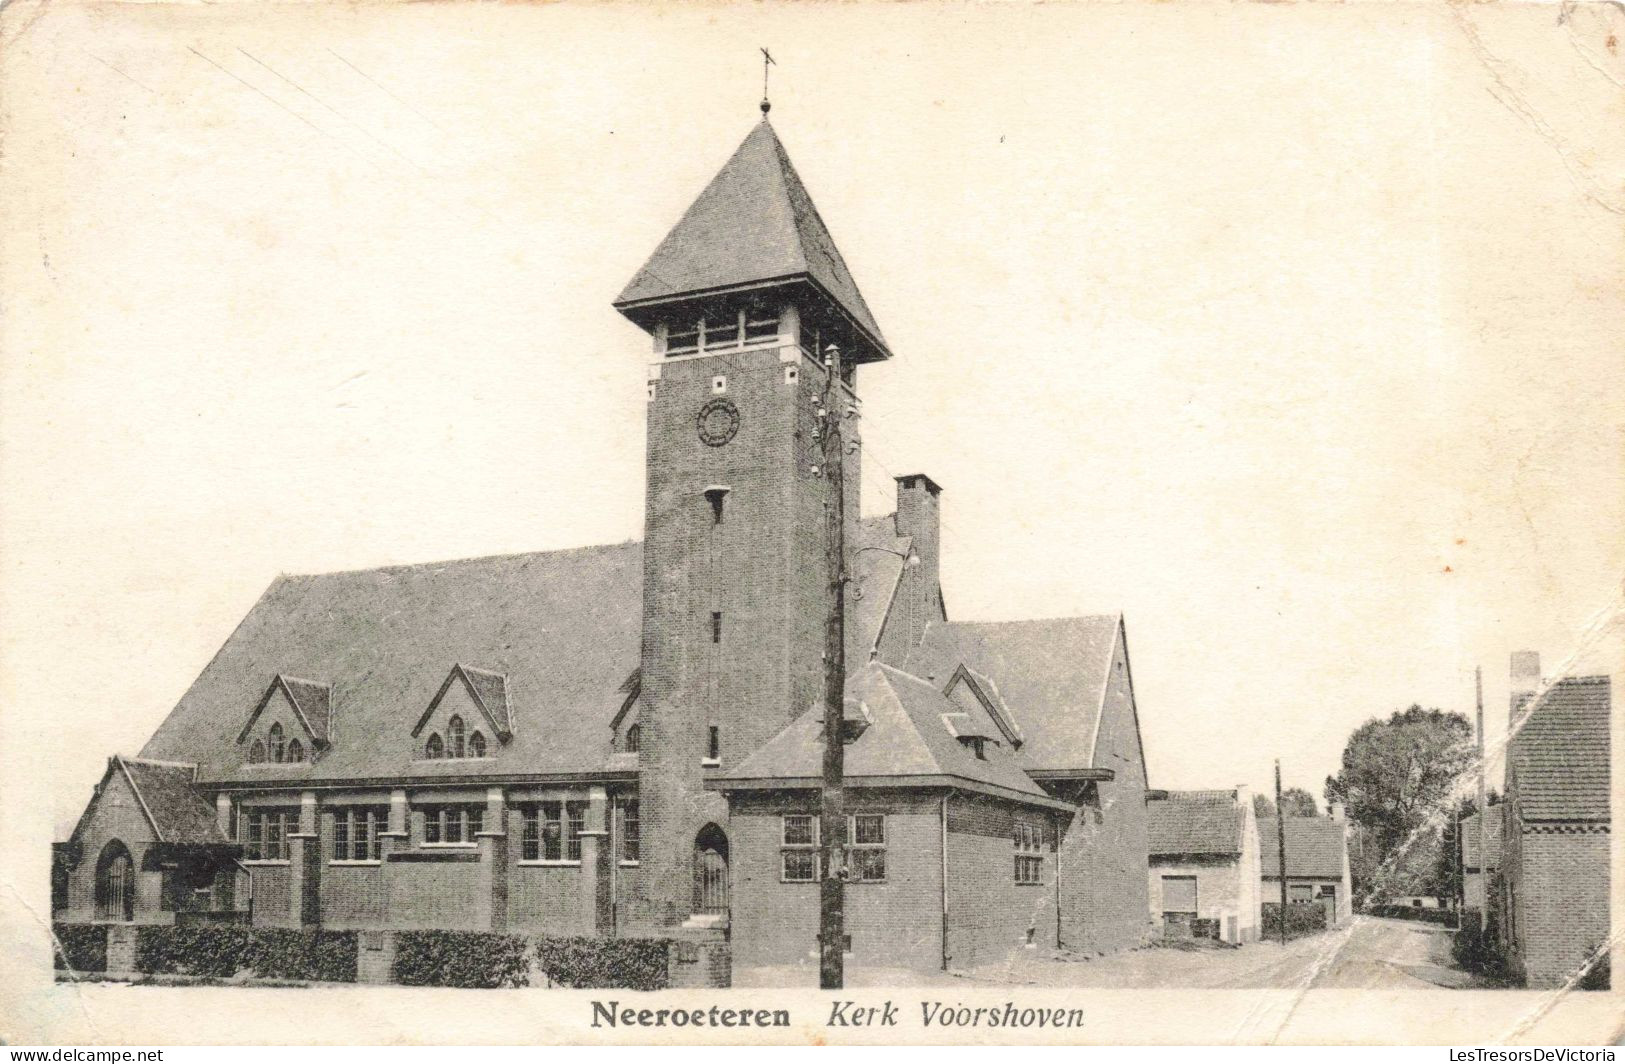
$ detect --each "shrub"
[392,930,531,988]
[247,928,358,983]
[1451,909,1503,976]
[135,925,251,977]
[52,923,108,973]
[535,936,669,990]
[1578,944,1610,991]
[1261,901,1328,940]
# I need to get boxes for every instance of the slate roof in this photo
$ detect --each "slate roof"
[716,662,1066,809]
[1258,817,1348,880]
[140,544,646,784]
[1509,676,1611,822]
[853,514,913,658]
[138,524,914,786]
[115,757,227,845]
[1460,809,1502,870]
[614,119,889,362]
[905,616,1122,771]
[1148,790,1245,857]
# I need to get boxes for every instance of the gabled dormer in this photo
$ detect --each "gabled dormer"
[609,667,642,757]
[944,663,1023,750]
[238,675,331,764]
[412,664,512,761]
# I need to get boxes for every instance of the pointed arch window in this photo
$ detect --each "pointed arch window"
[448,715,466,759]
[625,723,641,754]
[249,740,266,764]
[268,723,285,763]
[469,731,486,758]
[286,738,304,763]
[425,733,444,759]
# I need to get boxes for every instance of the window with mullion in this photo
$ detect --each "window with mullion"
[241,808,295,861]
[781,814,820,883]
[332,807,385,862]
[421,804,482,845]
[1014,819,1044,884]
[565,802,587,862]
[849,813,886,882]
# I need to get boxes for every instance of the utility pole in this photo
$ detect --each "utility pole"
[817,342,848,990]
[1476,665,1487,934]
[1275,759,1288,946]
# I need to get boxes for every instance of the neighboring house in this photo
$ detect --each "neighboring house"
[1146,788,1261,944]
[53,110,1156,976]
[1258,807,1354,926]
[1497,654,1611,989]
[1458,806,1501,913]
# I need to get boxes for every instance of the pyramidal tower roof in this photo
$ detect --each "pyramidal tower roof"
[615,118,890,362]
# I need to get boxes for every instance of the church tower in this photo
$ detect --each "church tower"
[614,116,890,925]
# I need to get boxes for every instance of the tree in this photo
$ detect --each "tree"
[1324,705,1473,900]
[1254,787,1317,821]
[1279,787,1318,818]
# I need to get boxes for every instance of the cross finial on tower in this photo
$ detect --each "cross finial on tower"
[760,47,776,115]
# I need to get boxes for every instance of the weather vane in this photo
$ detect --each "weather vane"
[760,47,776,115]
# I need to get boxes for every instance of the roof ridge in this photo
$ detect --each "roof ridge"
[942,613,1122,629]
[281,539,641,581]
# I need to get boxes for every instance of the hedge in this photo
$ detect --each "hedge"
[535,936,670,990]
[52,923,108,973]
[1261,901,1328,940]
[132,925,358,981]
[136,925,251,977]
[247,928,358,983]
[392,930,532,988]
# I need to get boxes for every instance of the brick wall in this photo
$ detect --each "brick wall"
[945,794,1057,967]
[1057,629,1153,954]
[1509,829,1610,988]
[635,332,861,924]
[728,790,942,972]
[61,766,173,926]
[1150,856,1254,942]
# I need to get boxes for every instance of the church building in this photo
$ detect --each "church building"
[53,108,1156,975]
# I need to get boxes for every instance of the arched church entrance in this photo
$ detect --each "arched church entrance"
[95,839,135,922]
[692,823,729,916]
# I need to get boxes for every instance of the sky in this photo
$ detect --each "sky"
[2,2,1621,842]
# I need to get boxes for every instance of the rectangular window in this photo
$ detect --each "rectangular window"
[521,806,541,862]
[329,806,385,862]
[781,814,819,882]
[701,311,740,350]
[850,814,886,882]
[711,611,722,643]
[665,322,699,356]
[566,801,587,862]
[422,804,482,846]
[1014,820,1044,885]
[540,802,564,861]
[241,809,295,861]
[744,312,779,343]
[707,725,720,761]
[619,799,640,864]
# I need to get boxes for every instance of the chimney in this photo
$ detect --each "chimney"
[1329,802,1345,822]
[1234,784,1251,812]
[1510,650,1541,725]
[894,474,944,651]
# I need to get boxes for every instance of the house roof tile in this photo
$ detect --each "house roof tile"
[904,616,1121,771]
[1148,789,1245,856]
[1510,676,1611,822]
[1258,816,1348,880]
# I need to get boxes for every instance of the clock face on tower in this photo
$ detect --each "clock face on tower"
[696,398,741,447]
